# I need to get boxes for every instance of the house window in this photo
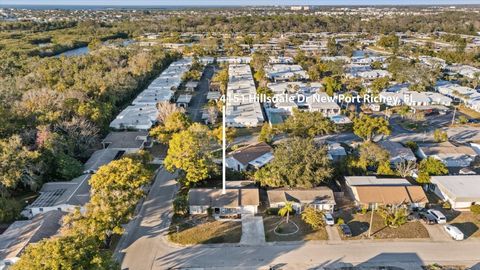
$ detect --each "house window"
[39,208,43,212]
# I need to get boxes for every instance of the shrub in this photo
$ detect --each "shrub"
[207,207,213,216]
[442,201,451,210]
[173,195,188,216]
[471,204,480,215]
[301,206,325,229]
[361,206,368,215]
[0,198,21,223]
[266,208,279,215]
[337,218,345,225]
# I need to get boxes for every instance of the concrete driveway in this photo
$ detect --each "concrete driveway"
[424,224,455,242]
[240,214,266,245]
[326,225,342,243]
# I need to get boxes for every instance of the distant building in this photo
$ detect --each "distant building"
[226,142,273,171]
[26,174,91,217]
[378,140,417,165]
[102,131,151,153]
[417,142,477,168]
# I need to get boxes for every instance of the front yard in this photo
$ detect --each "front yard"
[168,215,242,245]
[337,211,430,240]
[263,215,328,242]
[446,211,480,238]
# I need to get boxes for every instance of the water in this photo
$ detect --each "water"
[53,39,134,57]
[54,46,89,57]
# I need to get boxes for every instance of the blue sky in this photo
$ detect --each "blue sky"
[3,0,480,5]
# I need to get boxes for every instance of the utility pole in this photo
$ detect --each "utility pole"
[368,203,375,238]
[222,103,226,195]
[451,106,456,126]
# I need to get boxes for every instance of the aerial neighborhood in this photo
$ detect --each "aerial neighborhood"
[1,4,480,270]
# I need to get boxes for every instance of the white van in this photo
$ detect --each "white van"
[444,225,464,240]
[427,209,447,224]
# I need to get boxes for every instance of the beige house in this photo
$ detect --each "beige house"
[267,187,336,213]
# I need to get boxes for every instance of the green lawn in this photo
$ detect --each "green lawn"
[263,215,328,242]
[168,215,242,245]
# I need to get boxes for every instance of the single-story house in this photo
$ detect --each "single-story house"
[378,140,417,165]
[267,187,336,213]
[83,149,124,174]
[188,188,260,217]
[26,174,91,217]
[0,211,64,268]
[344,176,428,209]
[430,175,480,210]
[176,94,193,108]
[102,131,151,153]
[185,81,199,92]
[417,142,477,168]
[226,142,273,171]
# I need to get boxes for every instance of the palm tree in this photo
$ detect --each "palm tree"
[278,202,293,224]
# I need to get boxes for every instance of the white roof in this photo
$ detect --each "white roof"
[110,105,158,130]
[345,176,412,186]
[431,175,480,201]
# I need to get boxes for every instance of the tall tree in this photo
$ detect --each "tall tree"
[353,115,391,141]
[255,138,332,188]
[164,123,217,185]
[281,109,335,138]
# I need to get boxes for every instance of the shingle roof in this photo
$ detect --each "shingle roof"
[267,187,336,205]
[102,131,148,149]
[0,211,64,260]
[228,142,273,166]
[354,185,428,205]
[188,188,259,207]
[419,142,477,157]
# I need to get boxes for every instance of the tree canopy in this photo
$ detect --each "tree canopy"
[255,137,332,188]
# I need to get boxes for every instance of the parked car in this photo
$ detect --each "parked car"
[324,213,335,226]
[419,212,436,225]
[339,224,352,237]
[444,225,464,241]
[427,209,447,224]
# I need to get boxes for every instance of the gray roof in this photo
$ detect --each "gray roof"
[0,211,64,260]
[378,140,416,162]
[345,176,412,186]
[83,149,122,173]
[267,187,336,205]
[430,175,480,201]
[188,188,260,208]
[29,174,91,208]
[102,131,148,150]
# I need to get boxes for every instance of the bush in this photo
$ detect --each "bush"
[337,218,345,225]
[266,208,279,215]
[301,206,325,229]
[173,195,188,216]
[0,197,21,223]
[207,207,213,216]
[361,206,368,215]
[442,201,451,210]
[471,204,480,214]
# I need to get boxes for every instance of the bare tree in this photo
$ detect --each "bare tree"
[156,101,185,123]
[207,105,218,125]
[395,160,417,178]
[54,117,100,157]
